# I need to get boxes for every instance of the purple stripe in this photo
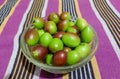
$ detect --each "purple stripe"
[40,70,62,79]
[39,0,62,79]
[110,0,120,13]
[0,0,5,6]
[78,0,120,79]
[0,0,30,78]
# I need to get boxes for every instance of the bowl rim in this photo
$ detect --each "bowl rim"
[20,25,99,70]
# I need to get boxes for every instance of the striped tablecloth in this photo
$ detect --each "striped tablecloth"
[0,0,120,79]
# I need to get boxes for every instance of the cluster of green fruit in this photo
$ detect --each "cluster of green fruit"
[24,12,94,66]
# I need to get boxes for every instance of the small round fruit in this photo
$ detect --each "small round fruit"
[53,31,65,38]
[25,28,39,46]
[67,26,79,34]
[58,20,69,31]
[67,50,81,65]
[69,21,75,27]
[80,26,94,43]
[48,12,60,24]
[44,21,57,34]
[63,47,72,53]
[31,45,48,60]
[60,12,70,20]
[37,29,45,37]
[46,54,53,65]
[39,32,53,47]
[53,50,67,66]
[75,18,88,31]
[32,17,45,29]
[62,32,80,48]
[75,43,91,59]
[49,38,63,53]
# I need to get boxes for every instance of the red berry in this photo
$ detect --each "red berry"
[53,50,67,66]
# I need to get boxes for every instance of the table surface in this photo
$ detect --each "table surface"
[0,0,120,79]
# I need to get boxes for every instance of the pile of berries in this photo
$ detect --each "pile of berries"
[24,12,94,66]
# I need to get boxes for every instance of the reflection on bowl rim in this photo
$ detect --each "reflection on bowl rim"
[20,25,98,71]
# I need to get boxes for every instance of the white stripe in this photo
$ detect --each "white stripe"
[32,67,41,79]
[70,0,77,19]
[89,0,120,61]
[80,68,83,79]
[83,65,87,79]
[106,0,120,18]
[68,0,73,18]
[3,0,34,79]
[41,0,48,17]
[32,0,48,79]
[71,71,74,79]
[87,63,92,79]
[71,0,78,19]
[75,70,78,79]
[64,0,67,12]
